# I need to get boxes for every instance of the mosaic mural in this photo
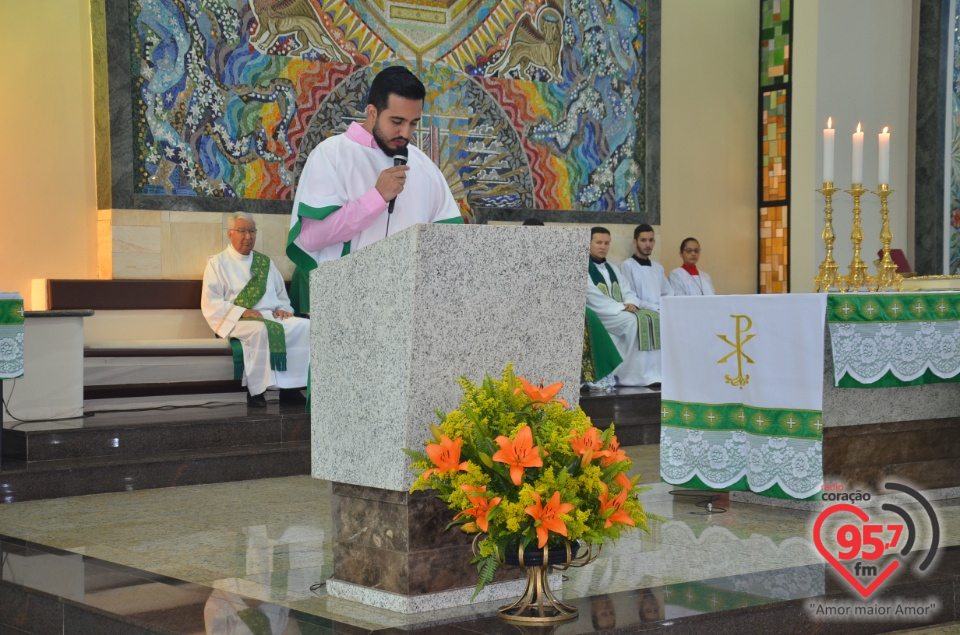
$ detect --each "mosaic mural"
[129,0,647,216]
[951,0,960,272]
[758,0,791,293]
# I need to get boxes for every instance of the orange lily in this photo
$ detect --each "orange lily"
[600,435,628,467]
[614,472,633,492]
[598,483,635,529]
[570,426,606,463]
[492,425,543,485]
[525,490,575,548]
[422,435,469,481]
[515,377,568,409]
[454,485,501,532]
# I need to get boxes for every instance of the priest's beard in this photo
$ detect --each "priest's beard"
[372,118,407,157]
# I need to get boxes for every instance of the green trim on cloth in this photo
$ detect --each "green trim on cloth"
[0,300,25,325]
[234,252,271,309]
[837,367,960,388]
[0,298,25,378]
[582,308,623,382]
[433,216,465,224]
[663,580,776,612]
[828,293,960,323]
[243,319,287,370]
[229,251,287,377]
[285,201,342,276]
[588,261,622,301]
[661,400,823,440]
[660,474,821,501]
[636,309,660,351]
[229,338,244,381]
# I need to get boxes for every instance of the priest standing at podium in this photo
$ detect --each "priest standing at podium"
[201,213,310,408]
[286,66,464,314]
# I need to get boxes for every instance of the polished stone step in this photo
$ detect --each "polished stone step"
[2,534,957,635]
[3,404,309,463]
[579,386,661,446]
[0,441,310,503]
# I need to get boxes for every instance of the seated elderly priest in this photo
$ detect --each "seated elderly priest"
[201,212,309,407]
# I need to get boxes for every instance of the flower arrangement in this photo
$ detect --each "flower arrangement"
[406,364,648,596]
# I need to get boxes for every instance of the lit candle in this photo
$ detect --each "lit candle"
[823,117,835,183]
[852,122,864,184]
[878,126,890,185]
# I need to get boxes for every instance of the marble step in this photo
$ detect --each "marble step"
[3,404,309,463]
[0,440,310,503]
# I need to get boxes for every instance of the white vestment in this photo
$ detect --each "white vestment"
[201,245,310,395]
[289,129,462,267]
[620,257,673,310]
[586,261,661,386]
[669,267,715,296]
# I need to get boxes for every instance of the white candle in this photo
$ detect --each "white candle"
[878,126,890,185]
[823,117,835,183]
[852,122,864,184]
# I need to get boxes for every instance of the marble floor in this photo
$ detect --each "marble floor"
[1,445,959,633]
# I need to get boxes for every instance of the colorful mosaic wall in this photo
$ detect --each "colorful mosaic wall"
[128,0,647,216]
[950,0,960,272]
[758,0,791,292]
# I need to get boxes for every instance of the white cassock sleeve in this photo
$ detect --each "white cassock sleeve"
[201,259,246,339]
[611,262,641,306]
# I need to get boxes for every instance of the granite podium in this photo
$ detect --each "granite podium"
[309,223,588,612]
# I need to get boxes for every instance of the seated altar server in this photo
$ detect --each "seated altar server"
[202,212,309,408]
[587,227,661,387]
[620,223,673,311]
[669,237,715,296]
[286,65,463,314]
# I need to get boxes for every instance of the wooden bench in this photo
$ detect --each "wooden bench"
[43,280,242,399]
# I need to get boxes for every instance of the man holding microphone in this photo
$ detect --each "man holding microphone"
[286,66,464,314]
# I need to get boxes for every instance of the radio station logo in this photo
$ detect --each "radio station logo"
[813,481,940,599]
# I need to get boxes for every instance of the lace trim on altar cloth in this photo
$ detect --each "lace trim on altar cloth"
[659,427,823,500]
[829,321,960,386]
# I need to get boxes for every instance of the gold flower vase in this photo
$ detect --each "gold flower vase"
[496,540,600,624]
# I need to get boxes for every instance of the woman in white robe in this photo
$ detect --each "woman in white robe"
[669,237,715,296]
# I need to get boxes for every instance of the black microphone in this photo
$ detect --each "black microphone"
[387,145,408,215]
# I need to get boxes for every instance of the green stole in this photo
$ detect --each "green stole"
[588,260,661,352]
[229,251,287,381]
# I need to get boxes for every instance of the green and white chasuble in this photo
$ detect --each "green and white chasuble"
[0,293,25,379]
[201,245,310,396]
[659,294,827,500]
[828,292,960,387]
[286,123,464,315]
[586,260,662,386]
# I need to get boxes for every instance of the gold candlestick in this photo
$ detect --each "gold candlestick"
[871,184,903,291]
[814,182,841,292]
[840,183,872,292]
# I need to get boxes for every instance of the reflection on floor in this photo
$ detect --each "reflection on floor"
[1,445,959,633]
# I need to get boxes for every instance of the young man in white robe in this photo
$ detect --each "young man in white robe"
[286,66,463,314]
[618,224,669,386]
[620,224,673,311]
[586,227,662,388]
[201,213,309,408]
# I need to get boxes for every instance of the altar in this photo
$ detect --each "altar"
[659,292,960,504]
